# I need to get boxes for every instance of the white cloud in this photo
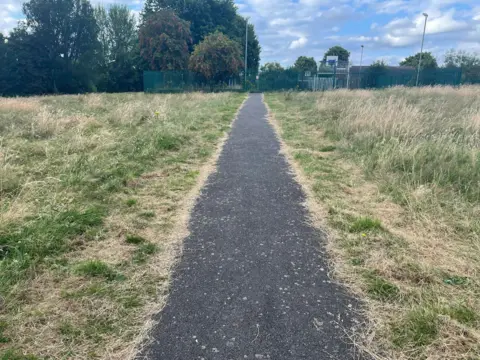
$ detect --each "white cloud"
[289,36,308,49]
[348,35,379,42]
[317,5,355,20]
[384,17,413,30]
[377,9,472,47]
[270,18,292,26]
[331,26,340,32]
[382,33,418,47]
[426,10,469,34]
[370,22,378,29]
[298,0,330,6]
[373,0,412,14]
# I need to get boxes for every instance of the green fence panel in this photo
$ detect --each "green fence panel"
[144,71,247,92]
[144,67,465,93]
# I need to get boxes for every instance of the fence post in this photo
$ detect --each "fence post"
[346,61,350,90]
[333,62,337,89]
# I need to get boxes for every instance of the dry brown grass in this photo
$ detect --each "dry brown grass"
[0,92,246,359]
[265,86,480,360]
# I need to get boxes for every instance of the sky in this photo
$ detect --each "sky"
[1,0,480,66]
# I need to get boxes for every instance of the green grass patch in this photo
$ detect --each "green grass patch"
[350,258,364,266]
[121,295,143,309]
[0,350,40,360]
[442,304,478,325]
[0,207,105,294]
[364,272,400,301]
[392,308,439,348]
[125,199,137,207]
[133,243,158,264]
[75,260,122,281]
[319,145,336,152]
[155,134,184,151]
[125,234,146,244]
[349,216,382,232]
[59,321,82,343]
[0,321,10,344]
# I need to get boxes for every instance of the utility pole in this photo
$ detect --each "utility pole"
[416,13,428,87]
[244,17,249,90]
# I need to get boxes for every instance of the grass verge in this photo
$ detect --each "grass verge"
[264,87,480,360]
[0,92,245,359]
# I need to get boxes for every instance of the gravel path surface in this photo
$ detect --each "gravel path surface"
[141,94,361,360]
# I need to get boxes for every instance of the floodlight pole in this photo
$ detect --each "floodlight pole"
[416,13,428,87]
[244,17,249,90]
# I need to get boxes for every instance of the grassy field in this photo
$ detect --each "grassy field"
[0,92,245,359]
[265,87,480,360]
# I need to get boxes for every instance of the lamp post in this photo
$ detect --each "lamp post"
[244,17,249,90]
[416,13,428,87]
[359,45,364,74]
[359,45,364,88]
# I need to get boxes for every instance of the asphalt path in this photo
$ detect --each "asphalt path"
[141,94,361,360]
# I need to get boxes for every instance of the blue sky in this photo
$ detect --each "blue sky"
[1,0,479,66]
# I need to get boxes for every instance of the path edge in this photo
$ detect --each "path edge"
[129,94,250,360]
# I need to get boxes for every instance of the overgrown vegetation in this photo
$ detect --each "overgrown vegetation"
[0,92,245,358]
[265,86,480,359]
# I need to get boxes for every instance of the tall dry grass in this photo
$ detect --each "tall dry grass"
[266,86,480,360]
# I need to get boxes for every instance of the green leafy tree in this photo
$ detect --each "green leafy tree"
[143,0,236,44]
[294,56,317,74]
[95,5,110,70]
[22,0,100,93]
[0,25,52,95]
[444,49,480,84]
[260,62,284,72]
[189,32,243,83]
[323,46,350,62]
[95,4,140,91]
[142,0,260,73]
[400,52,438,69]
[364,60,388,88]
[368,60,388,71]
[139,10,192,71]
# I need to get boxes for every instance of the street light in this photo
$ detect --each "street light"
[359,45,364,74]
[416,13,428,87]
[359,45,364,88]
[244,17,249,90]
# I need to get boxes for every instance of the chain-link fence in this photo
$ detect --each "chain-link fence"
[256,61,463,91]
[347,66,462,89]
[144,64,469,93]
[144,71,246,92]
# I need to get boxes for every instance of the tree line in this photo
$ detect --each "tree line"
[0,0,261,96]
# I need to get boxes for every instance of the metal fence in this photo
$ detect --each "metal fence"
[144,71,245,92]
[257,62,463,92]
[144,65,468,93]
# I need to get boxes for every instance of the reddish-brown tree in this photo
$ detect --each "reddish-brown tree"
[139,10,192,71]
[189,32,243,83]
